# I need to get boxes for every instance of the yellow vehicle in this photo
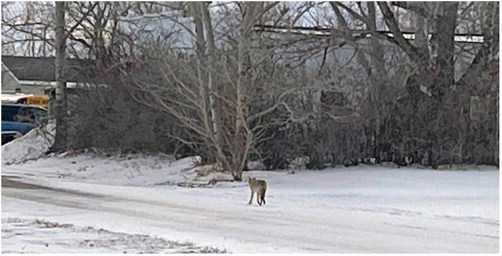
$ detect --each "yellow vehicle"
[1,93,49,108]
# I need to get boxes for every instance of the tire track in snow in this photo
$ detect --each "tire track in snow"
[2,182,368,252]
[1,177,400,252]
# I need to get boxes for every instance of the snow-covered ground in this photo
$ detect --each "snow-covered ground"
[1,125,499,253]
[2,216,223,254]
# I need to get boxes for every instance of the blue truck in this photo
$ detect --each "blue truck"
[1,103,48,144]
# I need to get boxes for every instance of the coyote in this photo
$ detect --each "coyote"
[248,177,267,206]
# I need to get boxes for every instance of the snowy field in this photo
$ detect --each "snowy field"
[1,125,500,253]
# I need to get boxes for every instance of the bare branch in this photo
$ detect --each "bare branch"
[377,2,423,62]
[333,2,368,24]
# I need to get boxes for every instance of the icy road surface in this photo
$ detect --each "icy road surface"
[2,165,498,253]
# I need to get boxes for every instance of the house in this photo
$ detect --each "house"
[1,56,94,95]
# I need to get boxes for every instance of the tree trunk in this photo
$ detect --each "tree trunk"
[432,2,458,101]
[231,2,264,181]
[429,2,459,168]
[51,1,68,152]
[199,2,225,166]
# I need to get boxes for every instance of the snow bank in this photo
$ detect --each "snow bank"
[0,119,232,187]
[1,215,224,253]
[1,151,236,188]
[1,121,56,165]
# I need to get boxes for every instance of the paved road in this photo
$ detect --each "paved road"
[2,176,357,252]
[2,176,498,253]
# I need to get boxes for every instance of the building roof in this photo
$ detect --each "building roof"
[1,56,95,82]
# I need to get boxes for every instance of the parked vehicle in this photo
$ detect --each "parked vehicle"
[1,93,49,108]
[1,103,47,144]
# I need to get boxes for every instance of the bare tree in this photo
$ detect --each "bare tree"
[1,2,55,56]
[119,2,346,179]
[321,1,498,167]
